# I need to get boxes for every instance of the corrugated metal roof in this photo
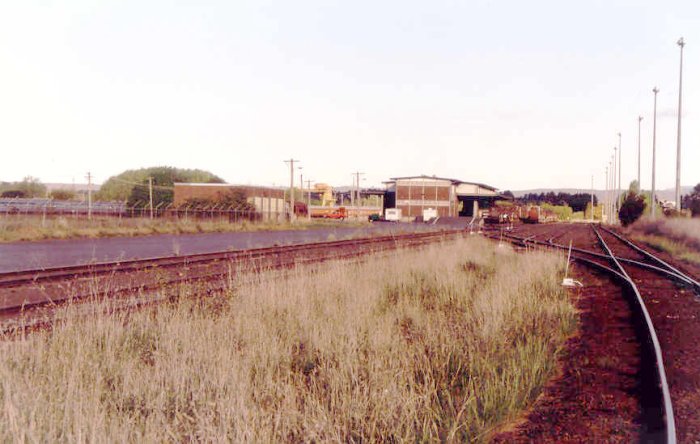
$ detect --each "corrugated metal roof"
[385,175,498,191]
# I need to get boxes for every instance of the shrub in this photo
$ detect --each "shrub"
[619,192,646,226]
[682,183,700,217]
[1,190,25,198]
[49,189,76,200]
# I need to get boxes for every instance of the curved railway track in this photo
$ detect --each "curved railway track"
[489,222,700,443]
[0,229,466,329]
[5,223,698,441]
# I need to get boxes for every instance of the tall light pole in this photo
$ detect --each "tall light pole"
[613,147,617,223]
[603,166,610,222]
[617,132,622,211]
[651,87,659,219]
[675,37,685,212]
[637,116,643,189]
[610,155,615,223]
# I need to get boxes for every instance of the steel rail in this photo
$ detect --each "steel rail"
[2,235,451,332]
[0,230,466,325]
[0,229,464,288]
[598,226,700,293]
[591,224,676,444]
[488,226,677,443]
[497,231,696,288]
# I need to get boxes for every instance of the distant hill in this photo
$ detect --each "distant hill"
[512,186,694,204]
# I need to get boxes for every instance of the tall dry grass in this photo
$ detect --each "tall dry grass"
[0,215,362,243]
[629,217,700,265]
[0,238,576,442]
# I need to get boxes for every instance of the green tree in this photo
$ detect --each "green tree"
[683,183,700,217]
[97,166,225,203]
[618,182,646,226]
[16,176,47,198]
[629,180,641,195]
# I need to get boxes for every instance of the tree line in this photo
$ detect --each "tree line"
[514,192,598,213]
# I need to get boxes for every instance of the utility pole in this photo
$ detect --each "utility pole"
[675,37,685,212]
[350,174,355,208]
[148,177,154,219]
[305,179,313,220]
[591,175,594,221]
[637,116,643,189]
[351,171,364,214]
[605,166,609,223]
[299,167,303,216]
[86,172,93,220]
[617,132,622,212]
[284,159,299,221]
[652,87,659,219]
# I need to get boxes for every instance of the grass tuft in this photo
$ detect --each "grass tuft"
[0,237,576,442]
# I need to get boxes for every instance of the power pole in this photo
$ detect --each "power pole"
[305,179,313,220]
[284,159,299,220]
[675,37,685,212]
[637,116,643,189]
[352,171,364,214]
[148,177,154,219]
[86,172,93,220]
[591,175,594,221]
[652,87,659,218]
[350,175,354,208]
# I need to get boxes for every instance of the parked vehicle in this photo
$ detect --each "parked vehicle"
[326,207,347,219]
[384,208,402,222]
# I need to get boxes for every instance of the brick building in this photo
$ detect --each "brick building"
[173,183,286,218]
[383,175,507,220]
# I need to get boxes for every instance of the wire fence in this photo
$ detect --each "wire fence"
[0,198,289,223]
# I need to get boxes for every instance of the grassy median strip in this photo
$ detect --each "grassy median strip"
[0,215,365,242]
[0,237,575,442]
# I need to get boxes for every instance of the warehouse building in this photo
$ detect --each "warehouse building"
[383,175,507,220]
[173,183,286,218]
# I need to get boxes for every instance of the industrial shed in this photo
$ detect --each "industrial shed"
[383,175,508,220]
[173,183,286,218]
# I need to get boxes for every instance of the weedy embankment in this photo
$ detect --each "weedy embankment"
[628,217,700,265]
[0,215,363,242]
[0,237,575,442]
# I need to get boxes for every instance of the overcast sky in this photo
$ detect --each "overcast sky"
[1,0,698,191]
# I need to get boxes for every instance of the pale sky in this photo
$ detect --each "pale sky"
[1,0,699,191]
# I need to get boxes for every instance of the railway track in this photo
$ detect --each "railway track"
[0,229,466,330]
[489,222,700,443]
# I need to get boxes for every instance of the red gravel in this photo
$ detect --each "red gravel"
[598,228,700,442]
[492,265,643,442]
[492,223,700,442]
